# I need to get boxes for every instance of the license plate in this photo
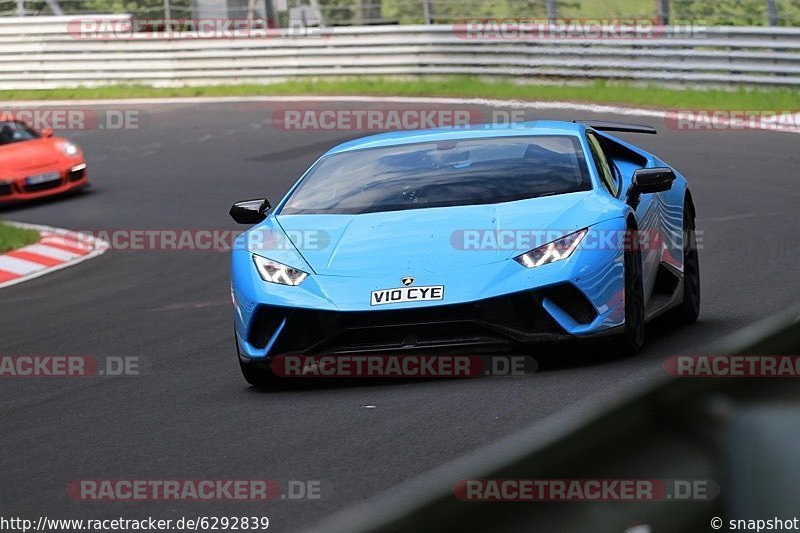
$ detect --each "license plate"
[25,172,60,185]
[370,285,444,306]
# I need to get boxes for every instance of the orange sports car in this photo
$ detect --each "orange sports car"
[0,120,88,205]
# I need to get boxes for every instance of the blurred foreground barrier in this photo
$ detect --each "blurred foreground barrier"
[2,17,800,89]
[313,307,800,532]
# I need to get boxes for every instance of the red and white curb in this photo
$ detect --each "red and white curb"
[0,222,109,289]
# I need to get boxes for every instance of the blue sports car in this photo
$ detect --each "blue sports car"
[230,120,699,386]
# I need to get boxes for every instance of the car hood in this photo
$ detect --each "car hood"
[273,191,620,277]
[0,139,61,171]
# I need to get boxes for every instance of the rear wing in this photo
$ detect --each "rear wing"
[574,120,657,135]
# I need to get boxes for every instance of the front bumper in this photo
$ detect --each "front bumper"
[232,218,629,358]
[240,286,614,356]
[0,162,88,204]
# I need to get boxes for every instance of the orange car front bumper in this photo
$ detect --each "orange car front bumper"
[0,162,88,204]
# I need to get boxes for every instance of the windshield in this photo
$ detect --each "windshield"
[280,135,591,215]
[0,121,39,146]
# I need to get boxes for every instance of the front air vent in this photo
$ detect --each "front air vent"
[540,283,598,325]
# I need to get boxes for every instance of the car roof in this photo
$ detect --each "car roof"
[325,120,587,155]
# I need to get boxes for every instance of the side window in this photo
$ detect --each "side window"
[586,132,619,197]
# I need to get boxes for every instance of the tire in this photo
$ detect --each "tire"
[236,335,278,388]
[617,224,646,355]
[673,200,701,324]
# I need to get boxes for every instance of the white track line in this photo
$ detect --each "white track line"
[2,95,798,134]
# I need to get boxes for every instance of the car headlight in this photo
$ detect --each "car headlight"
[58,141,81,158]
[514,228,588,268]
[252,255,308,286]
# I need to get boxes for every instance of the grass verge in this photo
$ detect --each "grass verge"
[0,223,41,254]
[2,77,799,110]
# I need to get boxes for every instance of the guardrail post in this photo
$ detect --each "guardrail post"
[422,0,432,25]
[44,0,64,16]
[767,0,778,26]
[546,0,557,20]
[658,0,670,25]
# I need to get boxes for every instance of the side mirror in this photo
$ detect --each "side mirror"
[230,198,271,224]
[627,167,676,209]
[41,128,54,138]
[633,167,676,194]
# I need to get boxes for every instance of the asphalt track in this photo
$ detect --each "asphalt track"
[1,99,799,531]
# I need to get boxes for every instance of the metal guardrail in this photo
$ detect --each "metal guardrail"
[2,16,800,89]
